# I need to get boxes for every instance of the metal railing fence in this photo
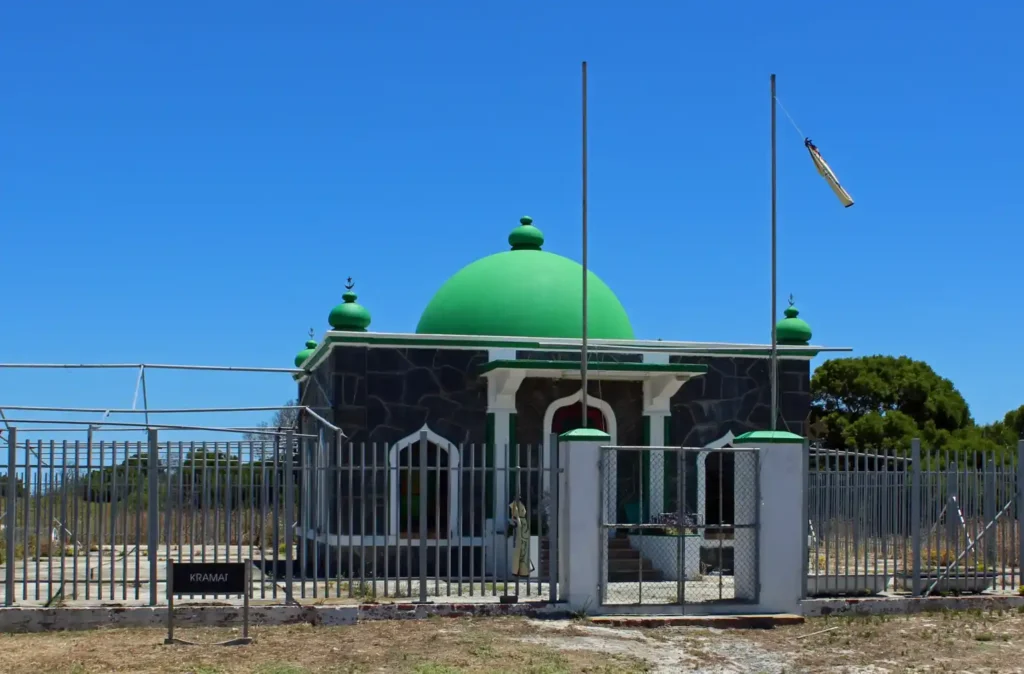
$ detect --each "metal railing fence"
[806,439,1024,597]
[0,428,561,606]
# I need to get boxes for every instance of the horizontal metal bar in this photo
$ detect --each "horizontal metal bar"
[534,341,853,354]
[603,445,760,453]
[1,419,305,436]
[0,405,306,415]
[6,427,299,433]
[302,408,341,433]
[0,363,302,374]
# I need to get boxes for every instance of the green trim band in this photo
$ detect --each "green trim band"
[479,360,708,375]
[293,331,843,378]
[734,430,805,444]
[559,428,611,442]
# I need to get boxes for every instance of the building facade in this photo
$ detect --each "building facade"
[292,216,837,577]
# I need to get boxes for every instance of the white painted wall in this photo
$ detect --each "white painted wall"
[558,433,606,610]
[627,534,702,581]
[733,438,806,614]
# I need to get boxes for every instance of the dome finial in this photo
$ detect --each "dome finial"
[329,277,372,331]
[784,294,799,319]
[295,329,319,367]
[343,277,358,303]
[776,294,811,344]
[508,215,545,250]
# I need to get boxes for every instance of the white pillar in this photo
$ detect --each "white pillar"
[486,366,525,541]
[558,427,610,611]
[645,412,668,518]
[642,371,685,522]
[732,430,806,614]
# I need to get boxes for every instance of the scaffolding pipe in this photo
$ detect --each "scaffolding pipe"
[0,363,303,373]
[303,407,341,433]
[531,342,852,354]
[0,405,308,414]
[6,426,304,433]
[0,418,307,436]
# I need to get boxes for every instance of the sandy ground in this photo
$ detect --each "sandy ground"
[3,611,1024,672]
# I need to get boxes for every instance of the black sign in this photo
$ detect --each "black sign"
[171,562,247,595]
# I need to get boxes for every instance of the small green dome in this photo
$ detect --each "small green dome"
[328,279,372,332]
[294,336,318,368]
[776,298,812,345]
[416,216,635,340]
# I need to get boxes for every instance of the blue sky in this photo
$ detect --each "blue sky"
[2,0,1022,441]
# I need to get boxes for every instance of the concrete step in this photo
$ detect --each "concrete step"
[608,570,665,582]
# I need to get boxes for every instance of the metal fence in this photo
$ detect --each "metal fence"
[807,439,1024,597]
[0,428,561,606]
[599,446,760,607]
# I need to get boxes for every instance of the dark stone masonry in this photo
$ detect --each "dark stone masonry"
[300,347,810,451]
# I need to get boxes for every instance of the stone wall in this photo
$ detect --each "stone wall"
[327,345,489,447]
[668,355,810,446]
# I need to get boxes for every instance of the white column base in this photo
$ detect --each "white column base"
[732,433,806,614]
[558,428,610,611]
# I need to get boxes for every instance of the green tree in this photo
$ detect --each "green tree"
[809,355,1003,454]
[1002,405,1024,439]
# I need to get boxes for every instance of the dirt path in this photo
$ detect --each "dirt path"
[2,612,1024,672]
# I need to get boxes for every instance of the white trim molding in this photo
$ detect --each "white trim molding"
[387,425,462,539]
[542,389,618,446]
[487,369,526,410]
[542,389,618,500]
[696,430,737,546]
[642,375,687,415]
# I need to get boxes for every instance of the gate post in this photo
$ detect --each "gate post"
[5,428,17,607]
[1017,440,1024,585]
[911,438,922,596]
[558,428,609,612]
[148,428,160,606]
[733,430,805,614]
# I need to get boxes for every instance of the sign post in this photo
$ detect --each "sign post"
[166,560,252,646]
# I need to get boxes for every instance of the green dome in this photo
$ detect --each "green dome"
[416,216,635,340]
[294,337,318,368]
[776,298,812,345]
[328,279,372,331]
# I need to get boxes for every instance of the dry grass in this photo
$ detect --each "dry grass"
[7,611,1024,672]
[0,617,649,674]
[6,502,288,548]
[746,609,1024,673]
[809,521,1022,575]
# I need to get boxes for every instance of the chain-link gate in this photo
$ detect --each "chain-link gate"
[599,445,760,608]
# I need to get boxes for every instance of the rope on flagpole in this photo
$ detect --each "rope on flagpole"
[774,95,806,140]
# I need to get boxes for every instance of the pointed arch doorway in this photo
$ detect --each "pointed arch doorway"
[551,402,609,436]
[542,390,618,498]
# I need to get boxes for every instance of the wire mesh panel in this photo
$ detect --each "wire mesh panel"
[599,445,759,607]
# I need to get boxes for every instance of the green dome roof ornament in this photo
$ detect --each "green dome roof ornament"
[776,295,812,345]
[416,215,634,339]
[507,215,544,250]
[294,328,318,367]
[328,278,372,332]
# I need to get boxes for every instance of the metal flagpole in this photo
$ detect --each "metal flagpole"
[581,60,589,429]
[770,73,779,431]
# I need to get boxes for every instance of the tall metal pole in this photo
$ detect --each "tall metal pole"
[580,60,589,429]
[770,73,779,431]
